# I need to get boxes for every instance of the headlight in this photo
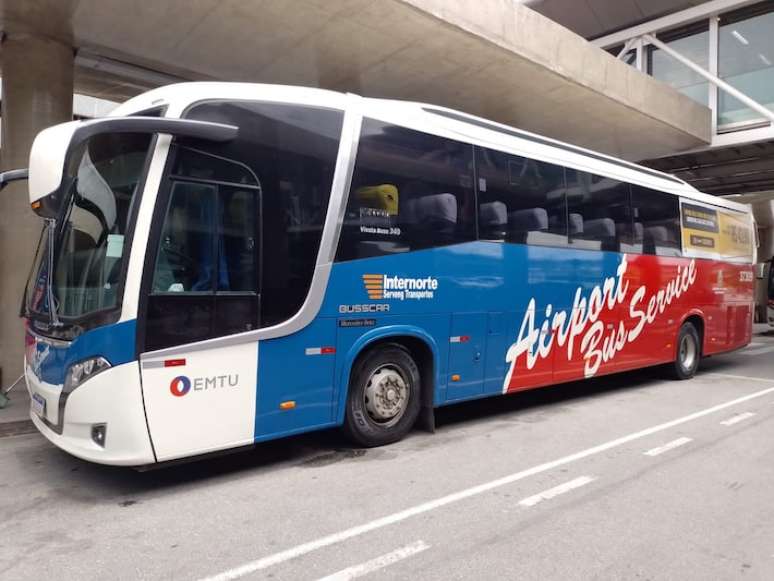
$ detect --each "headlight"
[64,357,111,392]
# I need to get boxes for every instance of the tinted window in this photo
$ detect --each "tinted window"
[336,119,475,261]
[147,169,260,351]
[566,170,631,252]
[152,180,257,294]
[476,147,567,246]
[183,101,343,326]
[631,186,681,256]
[769,260,774,300]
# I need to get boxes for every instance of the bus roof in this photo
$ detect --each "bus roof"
[115,82,750,215]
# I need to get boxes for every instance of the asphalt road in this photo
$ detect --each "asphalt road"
[2,329,773,581]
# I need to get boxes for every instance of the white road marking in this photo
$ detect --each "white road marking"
[706,373,774,383]
[518,476,595,507]
[643,437,693,457]
[720,412,756,426]
[742,346,774,357]
[315,540,429,581]
[197,382,774,581]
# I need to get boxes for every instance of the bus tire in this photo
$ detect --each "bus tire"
[671,322,700,380]
[343,344,421,447]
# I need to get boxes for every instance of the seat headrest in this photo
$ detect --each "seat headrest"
[508,208,548,232]
[480,201,507,226]
[584,217,615,238]
[646,225,669,241]
[405,193,458,224]
[568,213,583,235]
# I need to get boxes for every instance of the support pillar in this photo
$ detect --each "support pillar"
[0,34,73,382]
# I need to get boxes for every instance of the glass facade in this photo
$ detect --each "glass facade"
[650,29,710,107]
[612,2,774,135]
[718,10,774,126]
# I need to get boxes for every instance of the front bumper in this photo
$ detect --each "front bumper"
[27,361,155,466]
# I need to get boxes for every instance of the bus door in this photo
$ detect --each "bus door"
[446,313,487,401]
[139,174,262,461]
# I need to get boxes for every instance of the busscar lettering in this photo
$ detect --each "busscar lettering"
[339,304,390,314]
[504,256,697,390]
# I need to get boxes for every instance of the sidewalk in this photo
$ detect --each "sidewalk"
[0,376,35,438]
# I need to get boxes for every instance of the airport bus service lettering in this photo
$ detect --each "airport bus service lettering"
[504,255,697,387]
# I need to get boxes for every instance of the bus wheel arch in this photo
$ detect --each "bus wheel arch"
[341,333,437,446]
[682,314,705,356]
[671,315,703,380]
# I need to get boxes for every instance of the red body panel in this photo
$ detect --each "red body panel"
[504,255,754,393]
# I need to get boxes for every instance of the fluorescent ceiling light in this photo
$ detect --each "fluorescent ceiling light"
[759,53,772,67]
[731,30,749,46]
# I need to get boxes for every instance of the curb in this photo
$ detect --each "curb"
[0,420,36,438]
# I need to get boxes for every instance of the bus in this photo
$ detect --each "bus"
[769,259,774,327]
[14,83,755,467]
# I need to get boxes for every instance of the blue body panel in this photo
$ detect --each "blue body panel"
[31,320,137,385]
[255,241,621,434]
[255,317,338,438]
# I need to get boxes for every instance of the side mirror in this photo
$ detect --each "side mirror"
[28,116,238,218]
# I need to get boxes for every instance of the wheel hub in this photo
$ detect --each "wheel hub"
[680,334,697,370]
[364,366,409,426]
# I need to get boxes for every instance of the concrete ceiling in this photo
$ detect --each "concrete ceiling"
[0,0,712,161]
[644,140,774,195]
[527,0,708,39]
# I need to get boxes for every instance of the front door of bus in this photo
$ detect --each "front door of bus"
[139,175,262,461]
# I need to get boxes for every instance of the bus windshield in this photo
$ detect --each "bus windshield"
[26,133,153,325]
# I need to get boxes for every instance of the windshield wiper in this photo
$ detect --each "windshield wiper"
[44,218,62,327]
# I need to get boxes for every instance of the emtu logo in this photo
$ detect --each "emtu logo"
[362,274,384,299]
[170,376,192,397]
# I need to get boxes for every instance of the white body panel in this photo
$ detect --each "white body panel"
[140,342,258,461]
[25,366,62,425]
[28,363,155,466]
[28,121,80,203]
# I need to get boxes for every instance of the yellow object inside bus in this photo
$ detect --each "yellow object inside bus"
[355,184,399,216]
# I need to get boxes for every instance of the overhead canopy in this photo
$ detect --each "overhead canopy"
[0,0,713,161]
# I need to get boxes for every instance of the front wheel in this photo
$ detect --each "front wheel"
[670,322,700,380]
[342,344,421,447]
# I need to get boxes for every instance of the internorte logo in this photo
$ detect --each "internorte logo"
[169,374,239,397]
[362,274,438,301]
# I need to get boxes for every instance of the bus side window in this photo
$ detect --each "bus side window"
[475,147,567,246]
[631,185,682,257]
[336,119,475,261]
[566,171,631,253]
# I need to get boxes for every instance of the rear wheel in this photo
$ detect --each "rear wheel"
[671,322,700,380]
[343,344,421,447]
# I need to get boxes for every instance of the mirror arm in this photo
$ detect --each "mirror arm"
[0,168,29,191]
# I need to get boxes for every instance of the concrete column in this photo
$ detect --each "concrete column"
[0,34,73,382]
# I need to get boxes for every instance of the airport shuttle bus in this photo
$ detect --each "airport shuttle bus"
[769,259,774,326]
[19,83,755,466]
